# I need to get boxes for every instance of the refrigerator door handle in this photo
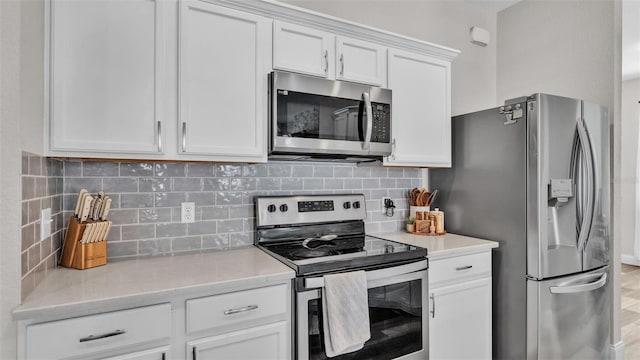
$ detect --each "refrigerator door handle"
[549,272,606,294]
[574,118,595,252]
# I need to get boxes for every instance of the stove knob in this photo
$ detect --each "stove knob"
[352,201,361,209]
[267,204,276,213]
[279,204,288,212]
[343,201,351,209]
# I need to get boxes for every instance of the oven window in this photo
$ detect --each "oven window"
[307,280,422,359]
[276,90,390,143]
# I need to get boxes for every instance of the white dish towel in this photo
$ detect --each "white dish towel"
[322,270,371,357]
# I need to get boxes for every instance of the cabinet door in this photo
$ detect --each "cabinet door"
[336,36,386,86]
[50,0,166,155]
[429,278,492,360]
[101,346,169,360]
[385,49,451,167]
[179,1,269,161]
[273,21,333,78]
[188,321,289,360]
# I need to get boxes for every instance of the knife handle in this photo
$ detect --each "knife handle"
[80,195,93,223]
[100,197,112,221]
[75,189,89,217]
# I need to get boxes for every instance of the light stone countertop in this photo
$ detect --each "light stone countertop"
[370,232,499,259]
[13,246,295,321]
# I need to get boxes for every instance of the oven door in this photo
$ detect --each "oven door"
[296,260,428,360]
[270,71,392,157]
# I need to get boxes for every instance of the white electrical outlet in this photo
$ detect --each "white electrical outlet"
[381,197,391,213]
[40,208,52,240]
[181,202,195,223]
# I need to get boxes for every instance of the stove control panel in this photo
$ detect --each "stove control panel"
[299,200,334,212]
[256,194,367,227]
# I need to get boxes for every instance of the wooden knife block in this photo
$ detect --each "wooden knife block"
[60,217,107,270]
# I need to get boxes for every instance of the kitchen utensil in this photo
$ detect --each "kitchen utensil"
[100,197,112,221]
[79,195,94,222]
[426,189,439,207]
[74,189,89,217]
[91,197,103,221]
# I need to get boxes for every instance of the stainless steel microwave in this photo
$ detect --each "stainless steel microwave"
[269,71,392,161]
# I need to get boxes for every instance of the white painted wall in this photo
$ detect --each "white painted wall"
[19,0,45,155]
[1,1,46,358]
[281,0,499,115]
[621,77,640,260]
[497,0,615,110]
[498,0,621,355]
[0,1,23,358]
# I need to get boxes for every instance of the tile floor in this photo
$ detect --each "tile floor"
[622,264,640,358]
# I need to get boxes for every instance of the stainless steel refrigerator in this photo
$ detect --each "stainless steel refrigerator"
[430,93,610,359]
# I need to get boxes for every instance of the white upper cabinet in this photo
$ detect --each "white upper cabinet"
[49,0,166,155]
[385,48,452,167]
[335,36,386,86]
[273,21,333,78]
[46,1,457,163]
[273,21,386,87]
[179,0,270,162]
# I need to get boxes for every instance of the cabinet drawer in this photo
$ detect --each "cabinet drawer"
[26,303,171,360]
[430,252,491,285]
[187,284,287,334]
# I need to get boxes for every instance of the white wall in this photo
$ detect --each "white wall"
[0,1,23,358]
[497,0,615,110]
[19,0,44,155]
[281,0,498,115]
[498,0,621,354]
[621,77,640,260]
[1,1,45,358]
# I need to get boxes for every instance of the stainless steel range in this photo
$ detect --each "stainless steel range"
[255,194,429,360]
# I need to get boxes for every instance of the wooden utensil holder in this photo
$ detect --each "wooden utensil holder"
[60,217,107,270]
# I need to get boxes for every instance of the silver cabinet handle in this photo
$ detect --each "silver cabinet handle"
[456,265,473,271]
[324,50,328,74]
[157,121,162,152]
[79,329,126,343]
[390,138,397,160]
[340,53,344,76]
[224,304,259,315]
[181,122,187,153]
[362,92,372,151]
[550,272,607,294]
[430,294,435,318]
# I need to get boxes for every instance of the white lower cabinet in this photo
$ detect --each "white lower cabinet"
[102,346,170,360]
[23,304,171,360]
[429,252,492,360]
[19,282,292,360]
[188,321,288,360]
[185,284,291,360]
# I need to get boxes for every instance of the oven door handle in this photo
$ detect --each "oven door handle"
[304,259,428,289]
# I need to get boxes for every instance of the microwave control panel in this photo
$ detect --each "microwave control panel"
[371,103,391,143]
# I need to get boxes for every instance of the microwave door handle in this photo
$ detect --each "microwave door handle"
[362,92,372,151]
